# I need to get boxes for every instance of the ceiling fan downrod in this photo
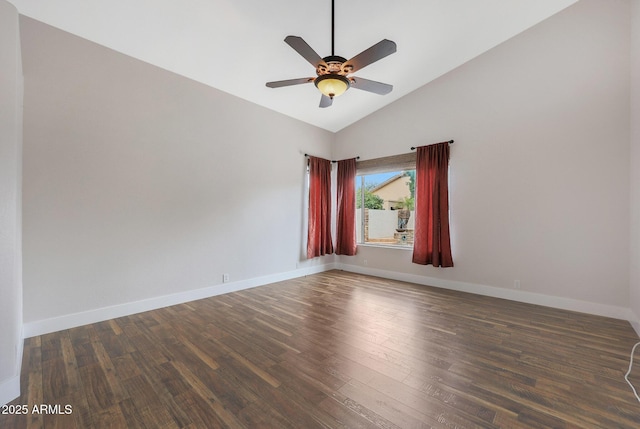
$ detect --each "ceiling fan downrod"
[331,0,335,56]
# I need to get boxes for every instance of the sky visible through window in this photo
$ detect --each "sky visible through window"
[355,172,398,190]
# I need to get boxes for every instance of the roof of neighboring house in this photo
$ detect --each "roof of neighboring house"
[370,173,406,193]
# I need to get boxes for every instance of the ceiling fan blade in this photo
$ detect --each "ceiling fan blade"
[266,78,314,88]
[319,95,333,108]
[284,36,326,68]
[350,77,393,95]
[343,39,397,73]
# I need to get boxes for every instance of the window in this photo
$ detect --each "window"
[356,153,416,248]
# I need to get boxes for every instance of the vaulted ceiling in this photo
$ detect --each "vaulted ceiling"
[10,0,578,132]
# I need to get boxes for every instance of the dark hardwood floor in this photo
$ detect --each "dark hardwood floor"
[2,270,640,428]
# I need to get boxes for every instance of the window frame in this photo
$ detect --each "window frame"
[355,152,417,249]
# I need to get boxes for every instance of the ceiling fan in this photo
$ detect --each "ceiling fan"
[265,0,397,108]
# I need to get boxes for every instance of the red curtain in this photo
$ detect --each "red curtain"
[307,156,334,258]
[336,158,357,255]
[412,143,454,267]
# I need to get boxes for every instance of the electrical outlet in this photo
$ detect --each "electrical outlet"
[363,259,368,266]
[514,279,521,289]
[223,273,230,283]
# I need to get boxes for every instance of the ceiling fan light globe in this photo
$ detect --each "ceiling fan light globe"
[315,74,350,98]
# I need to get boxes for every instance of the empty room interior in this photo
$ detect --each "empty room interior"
[2,0,640,427]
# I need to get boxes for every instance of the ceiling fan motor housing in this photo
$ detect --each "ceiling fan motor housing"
[316,55,350,76]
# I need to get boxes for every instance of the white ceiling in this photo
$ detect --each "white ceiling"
[10,0,578,132]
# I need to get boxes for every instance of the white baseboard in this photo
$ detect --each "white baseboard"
[22,261,638,338]
[630,310,640,338]
[0,374,20,407]
[1,326,24,406]
[23,263,337,338]
[337,263,634,322]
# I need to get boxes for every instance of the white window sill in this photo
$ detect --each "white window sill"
[357,243,414,251]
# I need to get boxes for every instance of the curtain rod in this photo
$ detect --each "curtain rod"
[411,140,454,150]
[304,154,360,162]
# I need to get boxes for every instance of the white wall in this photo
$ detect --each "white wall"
[20,17,334,331]
[335,0,632,317]
[631,0,640,332]
[0,0,23,405]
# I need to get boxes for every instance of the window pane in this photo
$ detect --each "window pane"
[356,169,415,247]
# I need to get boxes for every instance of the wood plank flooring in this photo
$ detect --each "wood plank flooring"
[2,270,640,428]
